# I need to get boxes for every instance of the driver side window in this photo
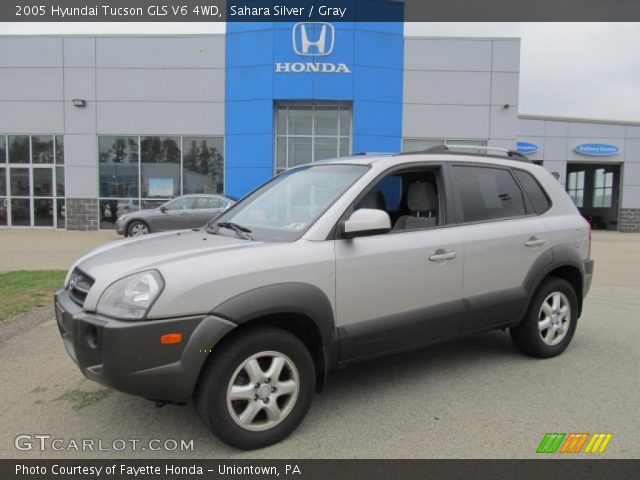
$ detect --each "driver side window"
[354,167,442,232]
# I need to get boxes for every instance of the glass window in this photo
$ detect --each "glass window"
[451,166,526,222]
[0,136,6,163]
[314,107,339,135]
[513,169,551,214]
[8,135,29,164]
[567,171,585,208]
[164,197,194,210]
[10,168,30,196]
[0,168,5,227]
[33,168,53,197]
[182,137,224,194]
[339,109,351,136]
[140,199,165,210]
[11,199,30,226]
[315,137,338,162]
[0,198,7,227]
[141,136,181,199]
[99,136,139,198]
[210,164,367,242]
[289,137,312,167]
[593,168,613,208]
[56,199,65,229]
[32,135,54,164]
[195,196,222,209]
[275,104,352,174]
[55,135,64,164]
[33,198,54,226]
[100,199,139,229]
[56,166,65,196]
[288,107,313,135]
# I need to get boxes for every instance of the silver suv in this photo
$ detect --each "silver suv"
[55,147,594,450]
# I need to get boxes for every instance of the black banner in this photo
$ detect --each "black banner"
[2,0,640,22]
[2,459,640,480]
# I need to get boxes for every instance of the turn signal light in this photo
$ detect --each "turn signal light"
[160,333,182,345]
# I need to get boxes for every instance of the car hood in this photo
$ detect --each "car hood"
[71,230,260,304]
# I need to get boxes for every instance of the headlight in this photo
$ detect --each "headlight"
[96,270,164,320]
[118,214,128,222]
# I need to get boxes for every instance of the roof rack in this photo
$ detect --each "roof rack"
[407,144,531,162]
[351,151,394,156]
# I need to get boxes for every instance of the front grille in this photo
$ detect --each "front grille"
[67,268,94,306]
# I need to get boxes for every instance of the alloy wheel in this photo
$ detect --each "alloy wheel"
[226,351,300,432]
[538,291,571,346]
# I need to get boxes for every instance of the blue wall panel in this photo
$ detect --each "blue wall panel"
[225,4,403,198]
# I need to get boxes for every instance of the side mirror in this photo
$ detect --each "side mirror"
[341,209,391,239]
[160,206,167,213]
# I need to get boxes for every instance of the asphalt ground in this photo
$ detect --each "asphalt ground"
[0,230,638,458]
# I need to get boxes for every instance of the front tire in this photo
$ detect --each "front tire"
[127,220,150,236]
[510,277,579,358]
[195,326,315,450]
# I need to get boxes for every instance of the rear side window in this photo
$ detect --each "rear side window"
[196,197,222,209]
[451,166,526,223]
[513,169,551,214]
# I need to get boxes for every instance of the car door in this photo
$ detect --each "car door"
[448,164,552,332]
[193,196,225,226]
[335,164,466,362]
[151,197,195,231]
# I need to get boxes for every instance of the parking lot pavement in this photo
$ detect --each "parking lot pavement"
[0,231,639,459]
[0,229,119,272]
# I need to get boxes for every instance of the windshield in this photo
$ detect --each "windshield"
[208,164,368,242]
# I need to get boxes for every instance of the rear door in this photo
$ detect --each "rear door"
[335,164,466,362]
[193,196,225,226]
[449,164,551,331]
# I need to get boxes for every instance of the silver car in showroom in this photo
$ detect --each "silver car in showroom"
[115,194,235,236]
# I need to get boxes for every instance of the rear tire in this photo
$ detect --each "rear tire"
[195,326,315,450]
[510,277,579,358]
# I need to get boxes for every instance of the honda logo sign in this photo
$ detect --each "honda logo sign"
[292,22,335,56]
[275,22,351,74]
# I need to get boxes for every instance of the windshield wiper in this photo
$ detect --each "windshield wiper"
[214,221,253,240]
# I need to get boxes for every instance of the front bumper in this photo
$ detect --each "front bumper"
[583,258,594,297]
[114,219,126,235]
[54,289,236,402]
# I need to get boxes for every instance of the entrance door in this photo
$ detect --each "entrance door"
[6,166,57,227]
[567,163,621,230]
[3,135,64,228]
[9,167,31,226]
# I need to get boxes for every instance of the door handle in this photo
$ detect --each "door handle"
[429,249,457,262]
[525,237,546,247]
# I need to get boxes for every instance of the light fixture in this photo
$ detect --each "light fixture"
[72,99,86,107]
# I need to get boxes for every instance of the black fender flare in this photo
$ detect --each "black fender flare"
[209,282,339,388]
[514,245,586,327]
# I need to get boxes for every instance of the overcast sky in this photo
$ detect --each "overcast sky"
[1,22,639,123]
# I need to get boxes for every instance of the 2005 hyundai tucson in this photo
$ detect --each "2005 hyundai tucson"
[55,146,594,450]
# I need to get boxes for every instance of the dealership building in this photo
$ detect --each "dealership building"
[1,21,639,232]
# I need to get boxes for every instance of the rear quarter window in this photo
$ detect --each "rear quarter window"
[513,169,552,214]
